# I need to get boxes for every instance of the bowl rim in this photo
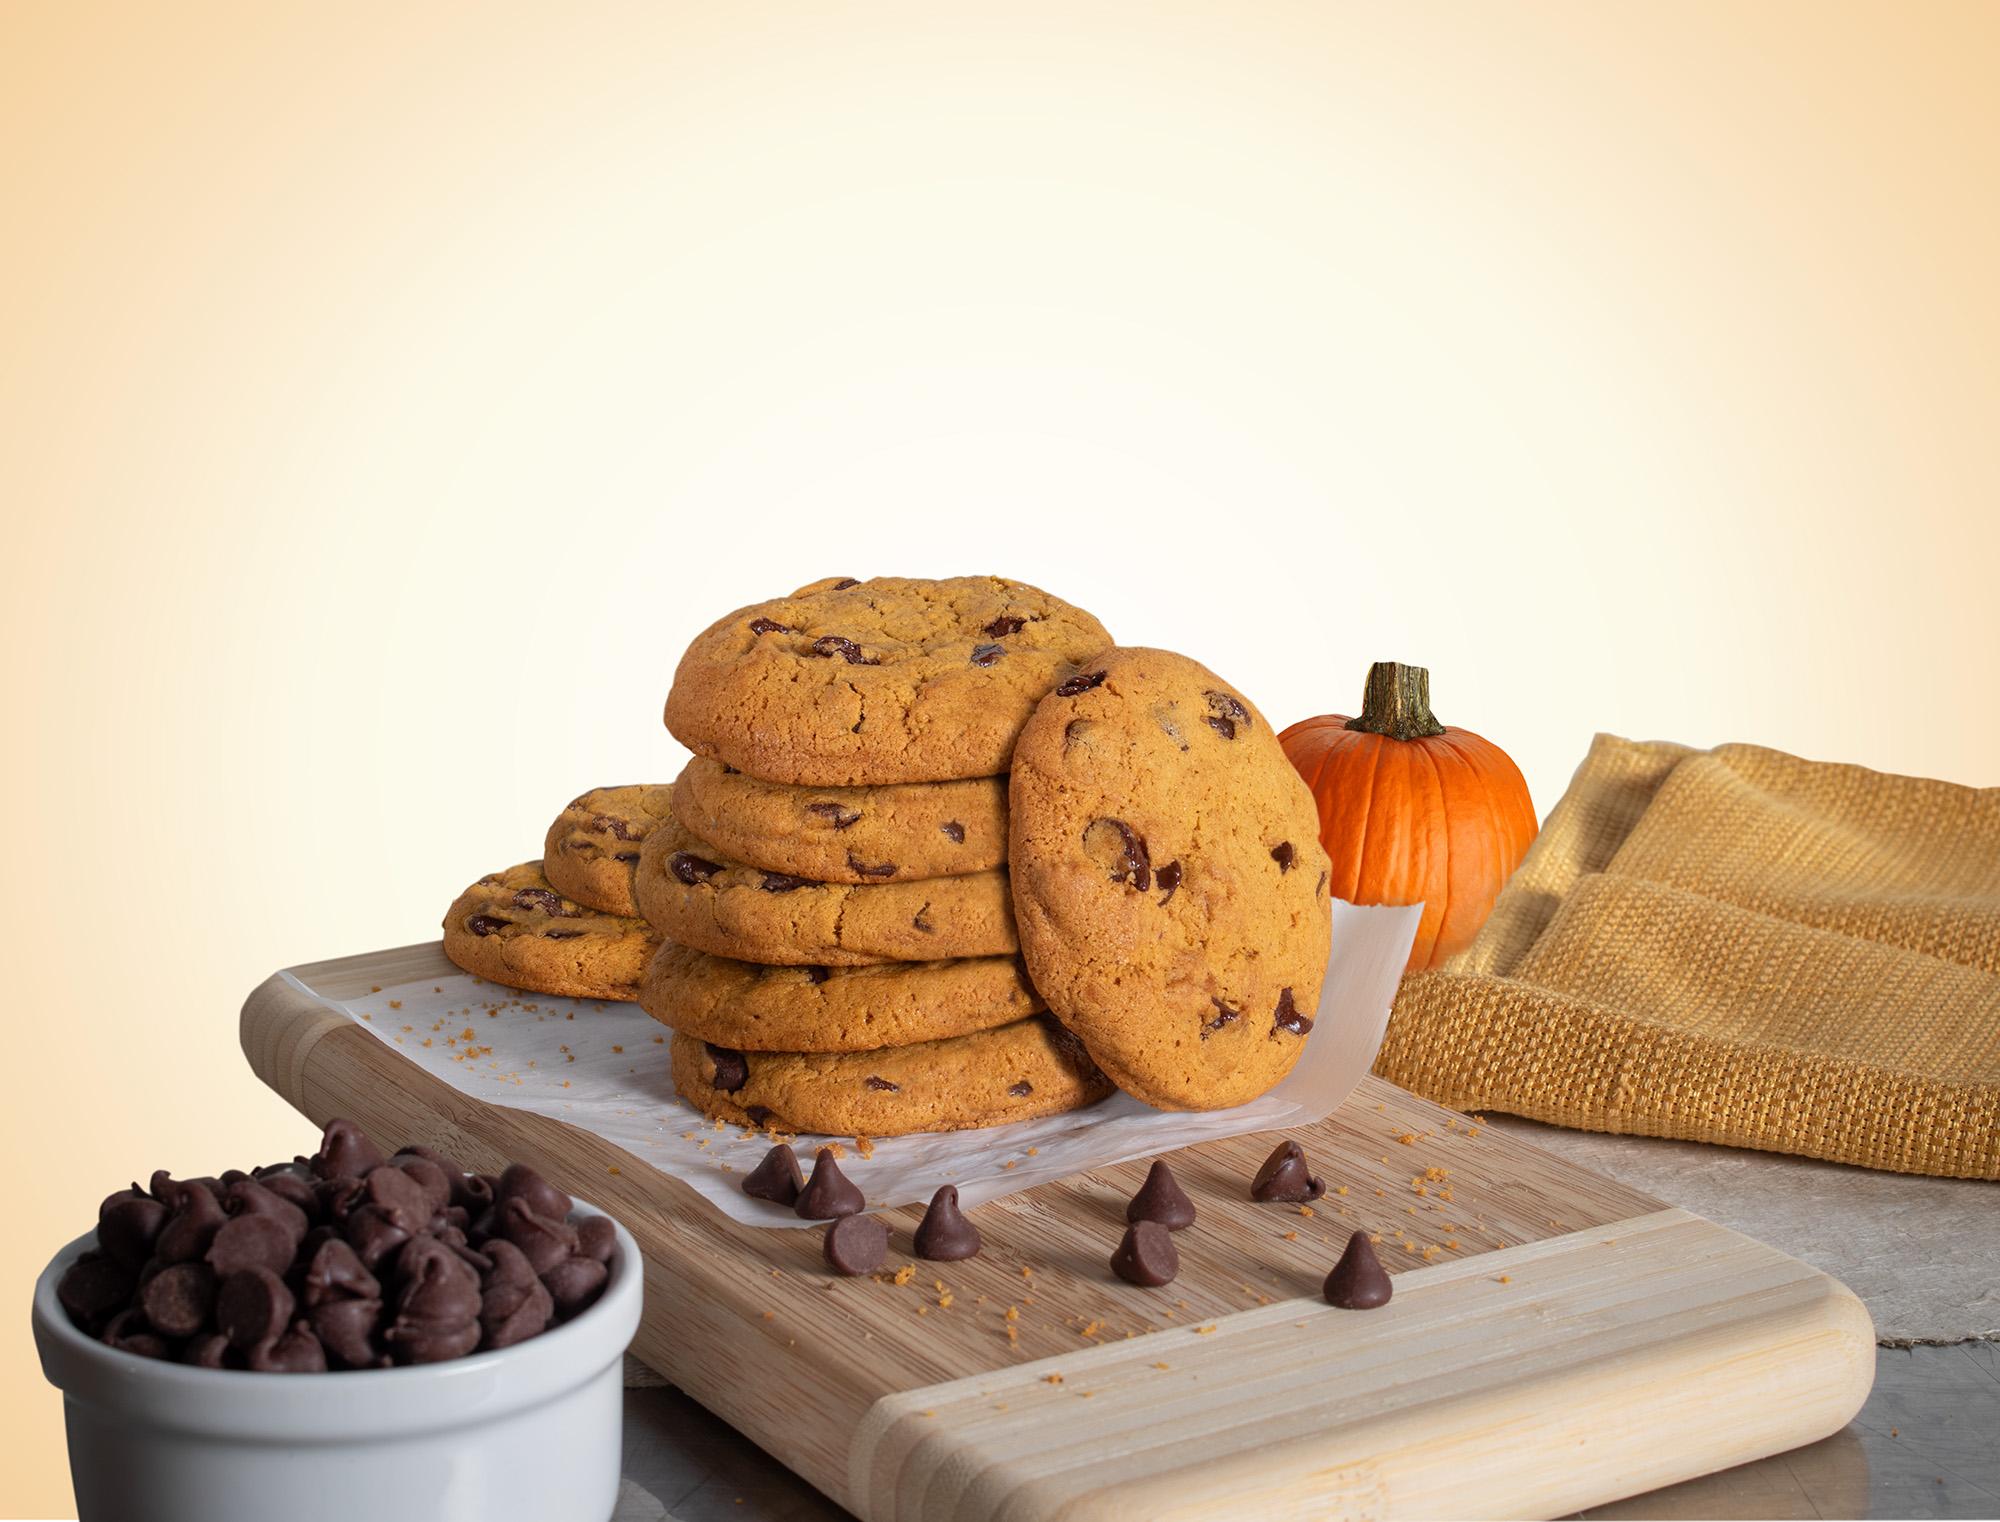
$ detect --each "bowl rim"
[33,1195,643,1439]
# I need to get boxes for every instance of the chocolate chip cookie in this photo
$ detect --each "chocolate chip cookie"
[441,862,660,1002]
[634,815,1017,965]
[671,757,1007,884]
[542,783,676,916]
[639,943,1042,1051]
[663,576,1113,785]
[669,1017,1112,1136]
[1009,648,1333,1110]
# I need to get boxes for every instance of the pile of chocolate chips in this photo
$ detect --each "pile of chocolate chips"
[56,1118,614,1371]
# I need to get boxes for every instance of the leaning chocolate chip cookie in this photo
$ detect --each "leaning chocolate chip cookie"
[640,943,1042,1051]
[634,815,1017,965]
[671,758,1008,884]
[442,862,660,1001]
[542,783,677,916]
[669,1017,1112,1136]
[663,576,1113,785]
[1009,648,1333,1110]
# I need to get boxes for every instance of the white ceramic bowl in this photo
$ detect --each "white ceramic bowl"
[33,1199,642,1522]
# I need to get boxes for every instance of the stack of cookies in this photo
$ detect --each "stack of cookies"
[641,575,1120,1136]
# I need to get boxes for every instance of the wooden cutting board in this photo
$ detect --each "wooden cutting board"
[242,943,1875,1521]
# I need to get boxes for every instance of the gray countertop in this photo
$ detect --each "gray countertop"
[612,1339,2000,1521]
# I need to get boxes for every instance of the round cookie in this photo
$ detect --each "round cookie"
[671,757,1007,884]
[669,1018,1112,1136]
[634,815,1017,966]
[1008,648,1333,1111]
[663,575,1113,785]
[640,944,1042,1052]
[542,783,677,916]
[441,861,660,1002]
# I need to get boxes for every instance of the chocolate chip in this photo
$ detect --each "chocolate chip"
[227,1177,310,1245]
[806,634,874,664]
[1316,868,1329,898]
[748,617,792,635]
[847,854,897,878]
[246,1323,328,1373]
[511,886,569,915]
[218,1266,295,1351]
[1250,1139,1325,1203]
[57,1253,136,1333]
[1007,1080,1033,1097]
[206,1213,298,1278]
[542,928,584,940]
[669,852,724,885]
[741,1144,804,1206]
[540,1253,608,1318]
[1110,1221,1179,1287]
[360,1163,433,1235]
[385,1314,480,1366]
[1056,670,1106,697]
[314,1119,387,1181]
[912,1185,981,1261]
[387,1154,453,1218]
[466,914,510,936]
[822,1214,887,1276]
[479,1240,554,1350]
[864,1076,899,1092]
[1155,861,1183,904]
[1125,1160,1195,1231]
[576,1215,617,1264]
[394,1235,484,1326]
[760,872,814,892]
[310,1297,387,1368]
[613,850,640,864]
[706,1044,749,1093]
[340,1206,411,1271]
[805,965,832,984]
[970,642,1005,667]
[984,615,1026,637]
[496,1196,580,1276]
[102,1314,174,1360]
[1323,1230,1393,1309]
[1203,690,1251,739]
[806,802,862,829]
[831,577,861,589]
[1272,987,1314,1038]
[1063,717,1093,751]
[181,1332,236,1369]
[1082,817,1151,891]
[300,1237,380,1309]
[1202,999,1239,1039]
[97,1191,168,1269]
[593,812,646,843]
[1271,841,1295,872]
[941,820,965,843]
[744,1106,775,1127]
[795,1148,865,1220]
[496,1163,572,1221]
[251,1169,320,1223]
[140,1261,216,1338]
[912,906,935,932]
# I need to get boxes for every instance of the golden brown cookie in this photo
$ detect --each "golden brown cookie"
[634,815,1017,966]
[1009,648,1333,1110]
[441,861,659,1002]
[639,943,1042,1052]
[541,783,676,916]
[669,1018,1112,1136]
[671,758,1007,884]
[663,575,1113,785]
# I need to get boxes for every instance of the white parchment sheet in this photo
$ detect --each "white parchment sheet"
[283,901,1421,1228]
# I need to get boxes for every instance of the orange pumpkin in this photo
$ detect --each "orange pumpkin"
[1280,662,1537,971]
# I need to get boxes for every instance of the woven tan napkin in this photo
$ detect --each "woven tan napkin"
[1378,736,2000,1178]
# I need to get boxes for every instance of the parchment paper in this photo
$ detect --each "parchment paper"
[285,900,1422,1228]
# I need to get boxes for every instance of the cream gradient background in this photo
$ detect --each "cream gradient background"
[4,3,1998,1512]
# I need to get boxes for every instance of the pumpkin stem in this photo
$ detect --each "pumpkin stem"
[1346,662,1446,741]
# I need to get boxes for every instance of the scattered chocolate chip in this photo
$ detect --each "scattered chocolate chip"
[913,1185,981,1261]
[1271,987,1314,1038]
[1323,1230,1393,1309]
[984,614,1026,637]
[748,617,792,635]
[806,802,862,829]
[1271,841,1295,872]
[1007,1080,1033,1098]
[863,1076,899,1092]
[1056,670,1107,697]
[847,854,897,878]
[1202,999,1240,1039]
[140,1262,216,1338]
[1203,690,1251,739]
[1110,1221,1179,1287]
[1082,817,1151,891]
[822,1214,887,1276]
[806,634,874,664]
[706,1044,749,1093]
[1155,861,1183,904]
[941,820,965,843]
[57,1253,135,1332]
[760,872,813,892]
[970,642,1006,666]
[314,1119,386,1181]
[218,1267,295,1351]
[465,914,510,936]
[742,1145,804,1206]
[795,1148,865,1220]
[669,852,724,885]
[1125,1161,1195,1230]
[1250,1140,1326,1203]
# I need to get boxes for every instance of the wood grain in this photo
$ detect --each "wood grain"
[243,943,1875,1519]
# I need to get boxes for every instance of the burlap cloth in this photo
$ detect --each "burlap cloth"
[1378,736,2000,1179]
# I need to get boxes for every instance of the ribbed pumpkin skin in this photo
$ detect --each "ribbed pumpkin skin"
[1279,714,1538,971]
